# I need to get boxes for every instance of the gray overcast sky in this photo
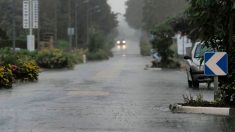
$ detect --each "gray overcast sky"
[108,0,141,43]
[108,0,127,14]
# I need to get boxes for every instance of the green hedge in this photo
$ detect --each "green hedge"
[140,40,151,56]
[37,48,67,69]
[0,65,14,88]
[87,49,110,61]
[0,62,39,88]
[0,47,87,88]
[37,48,86,69]
[0,48,39,88]
[0,48,37,65]
[71,49,87,64]
[14,61,39,81]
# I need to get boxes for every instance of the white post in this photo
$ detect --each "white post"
[29,0,33,36]
[83,54,87,64]
[27,0,35,51]
[214,76,219,100]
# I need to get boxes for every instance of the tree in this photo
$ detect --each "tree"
[125,0,144,29]
[88,29,105,52]
[142,0,187,31]
[186,0,233,50]
[151,19,178,67]
[0,0,117,51]
[0,28,9,40]
[0,1,26,38]
[171,15,190,35]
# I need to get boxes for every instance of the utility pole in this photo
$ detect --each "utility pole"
[75,1,78,48]
[68,0,72,50]
[23,0,38,51]
[54,1,58,47]
[75,0,89,48]
[86,0,89,46]
[37,21,40,50]
[28,0,34,50]
[182,35,185,55]
[12,0,16,53]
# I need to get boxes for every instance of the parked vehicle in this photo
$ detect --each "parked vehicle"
[184,42,213,88]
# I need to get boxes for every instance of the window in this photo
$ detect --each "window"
[194,44,211,58]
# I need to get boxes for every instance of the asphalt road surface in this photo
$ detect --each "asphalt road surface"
[0,36,234,132]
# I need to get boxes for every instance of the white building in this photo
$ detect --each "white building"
[174,33,192,56]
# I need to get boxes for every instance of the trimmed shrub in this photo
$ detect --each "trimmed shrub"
[0,60,39,88]
[182,94,230,107]
[37,48,67,69]
[140,40,151,56]
[87,49,110,61]
[0,48,16,65]
[0,48,40,85]
[14,61,39,81]
[0,65,14,88]
[0,62,39,88]
[0,48,37,65]
[16,49,38,60]
[72,49,87,64]
[37,48,86,69]
[56,40,70,50]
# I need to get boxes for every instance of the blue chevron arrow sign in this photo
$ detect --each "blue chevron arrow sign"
[204,52,228,76]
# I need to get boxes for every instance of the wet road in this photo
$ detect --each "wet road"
[0,38,234,132]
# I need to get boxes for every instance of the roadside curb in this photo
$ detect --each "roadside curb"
[39,68,72,72]
[169,104,235,116]
[144,66,162,71]
[147,68,162,71]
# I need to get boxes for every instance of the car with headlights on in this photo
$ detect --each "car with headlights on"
[184,42,213,88]
[116,40,127,50]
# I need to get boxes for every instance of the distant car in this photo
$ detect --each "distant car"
[184,42,213,88]
[116,40,127,50]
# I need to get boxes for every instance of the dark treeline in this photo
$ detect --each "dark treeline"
[0,0,118,49]
[125,0,187,31]
[125,0,143,29]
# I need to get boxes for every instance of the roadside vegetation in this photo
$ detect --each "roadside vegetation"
[0,0,118,88]
[139,39,151,56]
[86,30,114,61]
[37,48,86,69]
[181,94,232,108]
[150,19,181,68]
[0,0,117,49]
[126,0,235,106]
[126,0,186,68]
[0,0,117,60]
[184,0,235,107]
[0,28,115,88]
[0,48,39,88]
[0,47,87,88]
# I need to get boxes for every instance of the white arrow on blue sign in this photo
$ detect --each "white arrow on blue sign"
[204,52,228,76]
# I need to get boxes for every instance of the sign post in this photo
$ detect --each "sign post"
[23,0,39,51]
[214,76,219,91]
[32,0,39,29]
[204,52,228,100]
[23,0,30,29]
[68,27,74,50]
